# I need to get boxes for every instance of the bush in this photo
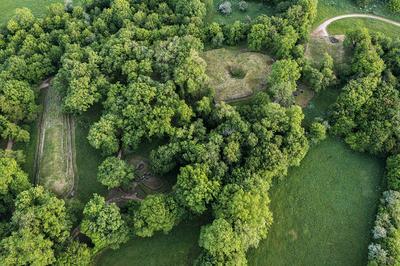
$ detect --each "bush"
[219,1,232,15]
[238,1,249,12]
[309,122,327,144]
[97,157,134,189]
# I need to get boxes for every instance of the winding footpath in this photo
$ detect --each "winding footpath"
[312,13,400,37]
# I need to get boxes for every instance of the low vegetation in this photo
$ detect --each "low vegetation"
[36,86,75,197]
[201,48,272,101]
[1,0,400,265]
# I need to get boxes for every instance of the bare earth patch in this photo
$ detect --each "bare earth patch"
[202,48,273,102]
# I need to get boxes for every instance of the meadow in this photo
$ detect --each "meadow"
[0,0,64,24]
[327,17,400,38]
[247,138,384,265]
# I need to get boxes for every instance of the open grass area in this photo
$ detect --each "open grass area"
[37,87,74,197]
[327,17,400,39]
[205,0,273,24]
[95,216,210,266]
[247,137,384,265]
[0,0,63,25]
[202,47,272,102]
[74,105,107,203]
[306,37,348,68]
[315,0,400,27]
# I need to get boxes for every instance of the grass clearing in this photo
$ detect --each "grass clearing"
[0,0,63,25]
[247,137,384,266]
[36,86,74,197]
[74,104,107,203]
[315,0,400,27]
[96,216,210,266]
[327,17,400,39]
[205,0,274,24]
[202,47,272,102]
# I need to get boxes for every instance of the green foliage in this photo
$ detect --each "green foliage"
[387,154,400,191]
[175,164,220,214]
[0,228,55,266]
[97,157,133,189]
[368,190,400,265]
[0,157,30,218]
[133,194,182,237]
[309,122,327,144]
[81,194,129,251]
[332,29,400,154]
[267,59,301,105]
[12,186,72,244]
[389,0,400,13]
[55,241,92,266]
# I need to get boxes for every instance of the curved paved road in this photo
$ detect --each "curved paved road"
[312,13,400,37]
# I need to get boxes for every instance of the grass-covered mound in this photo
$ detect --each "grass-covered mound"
[202,48,272,102]
[36,86,75,197]
[248,138,384,265]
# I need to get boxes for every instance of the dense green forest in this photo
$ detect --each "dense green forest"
[0,0,400,265]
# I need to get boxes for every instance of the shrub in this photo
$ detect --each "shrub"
[309,122,327,144]
[97,157,133,189]
[219,1,232,15]
[238,1,249,12]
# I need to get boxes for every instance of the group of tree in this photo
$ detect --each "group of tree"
[331,29,400,155]
[0,0,337,265]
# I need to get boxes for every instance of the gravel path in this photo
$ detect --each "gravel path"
[312,14,400,37]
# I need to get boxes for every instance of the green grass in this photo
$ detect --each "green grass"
[247,137,384,266]
[303,86,341,126]
[206,0,273,24]
[95,216,210,266]
[327,17,400,39]
[315,0,400,27]
[0,0,64,25]
[37,87,74,196]
[74,105,107,203]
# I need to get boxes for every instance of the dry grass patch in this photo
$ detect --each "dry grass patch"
[202,48,273,102]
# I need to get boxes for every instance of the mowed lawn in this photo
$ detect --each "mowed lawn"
[74,104,107,203]
[96,216,210,266]
[0,0,64,25]
[328,17,400,39]
[247,138,384,266]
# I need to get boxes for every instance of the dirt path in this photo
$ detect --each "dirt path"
[312,14,400,37]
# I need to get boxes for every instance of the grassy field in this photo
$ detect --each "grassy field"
[205,0,274,24]
[327,17,400,39]
[74,104,107,203]
[36,87,75,197]
[96,216,210,266]
[315,0,400,27]
[0,0,64,25]
[202,47,272,102]
[247,137,384,266]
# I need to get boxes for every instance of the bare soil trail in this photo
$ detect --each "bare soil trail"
[312,14,400,37]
